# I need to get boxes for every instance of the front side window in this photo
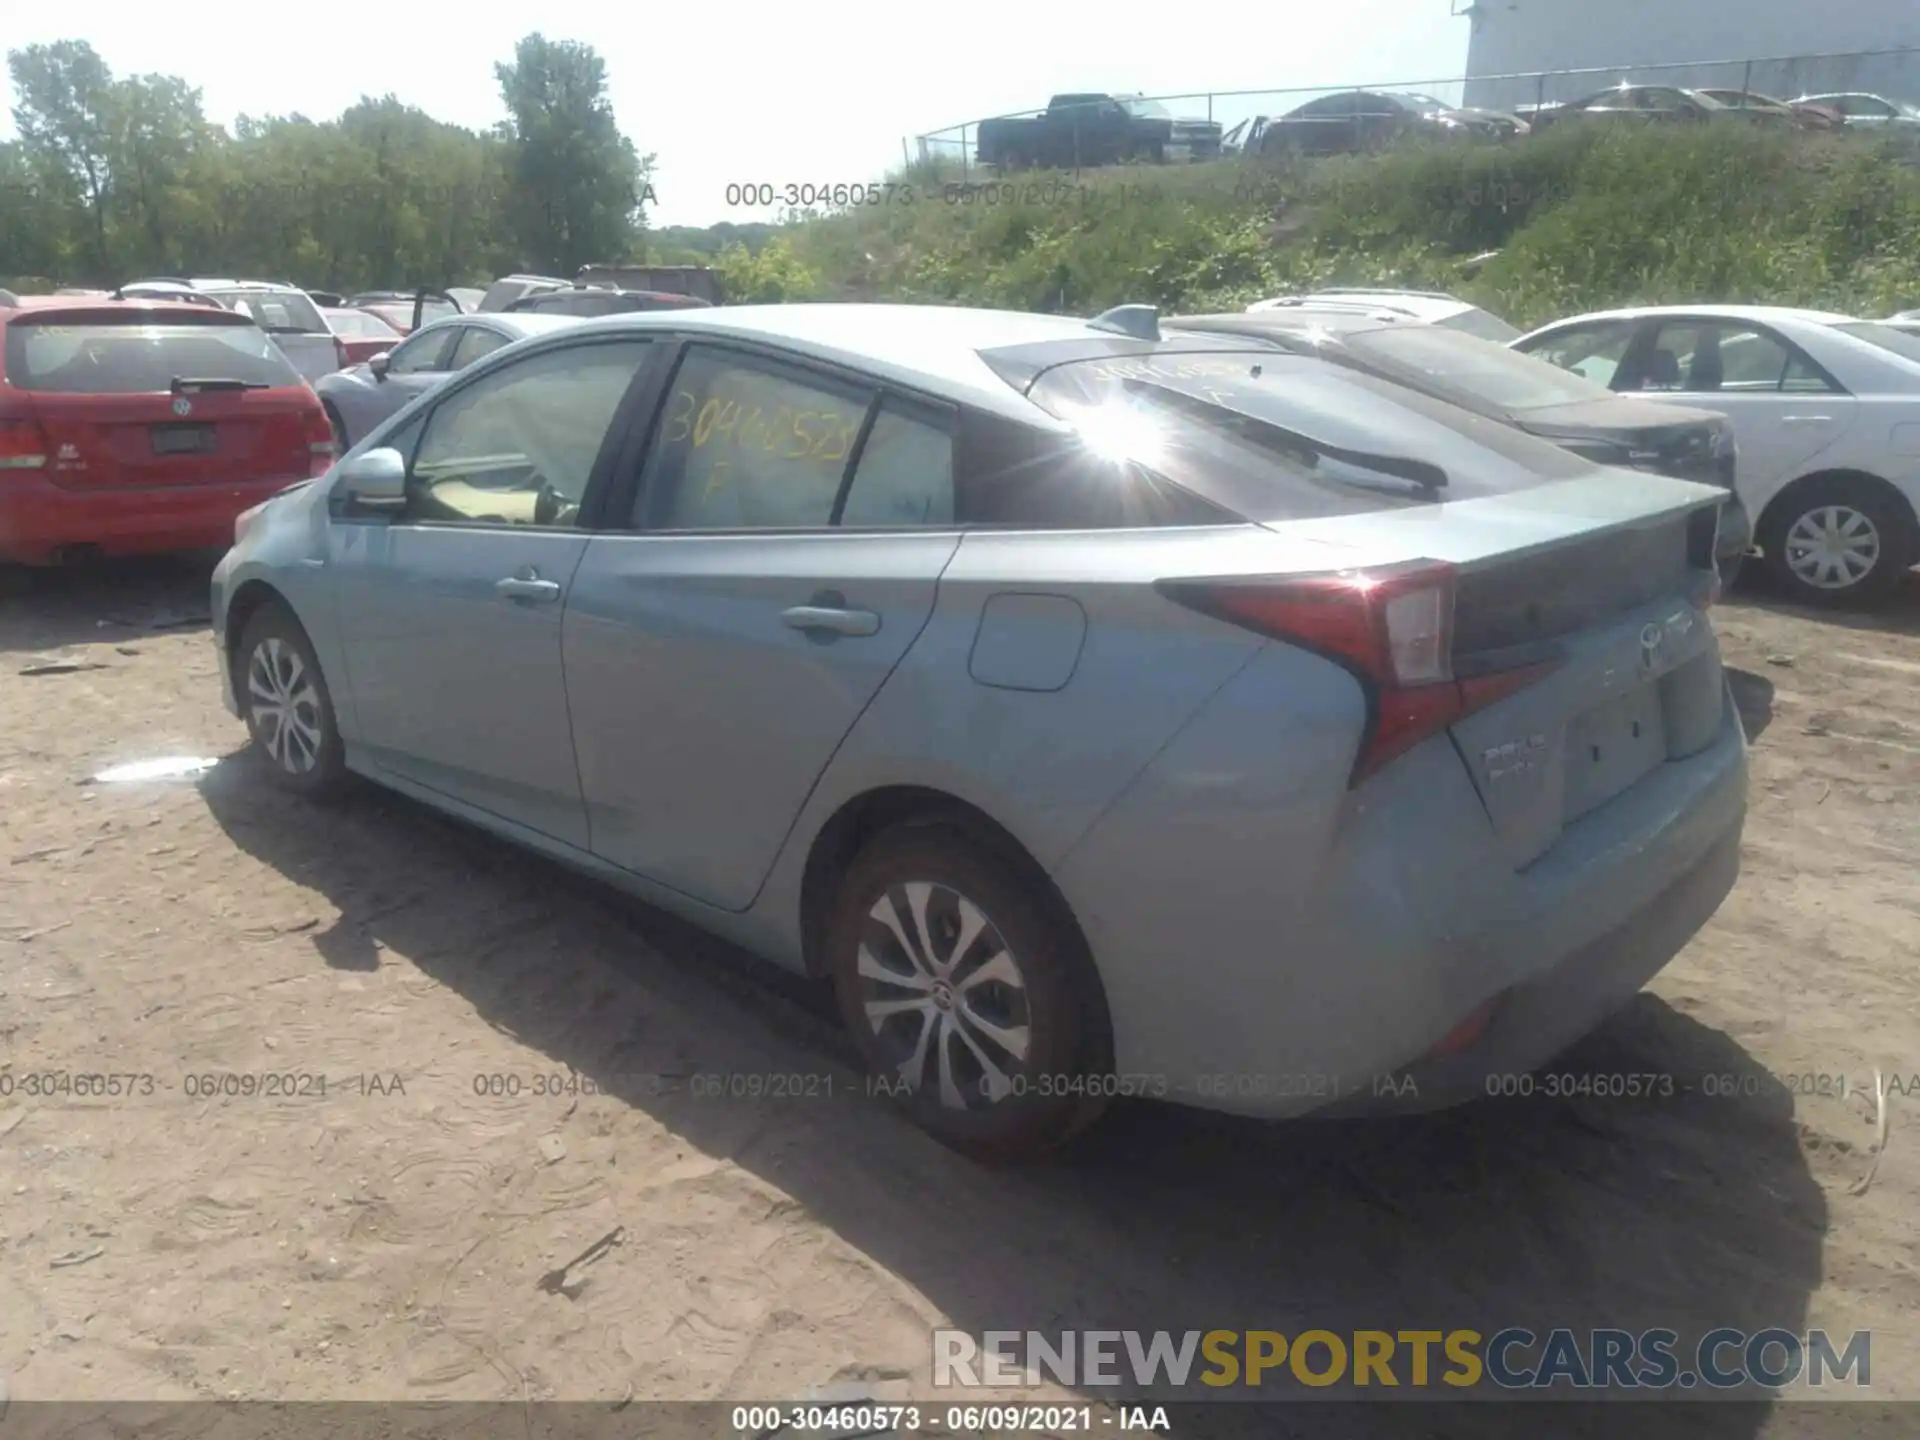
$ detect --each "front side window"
[448,327,510,369]
[403,340,652,527]
[636,348,872,530]
[1519,320,1640,387]
[388,328,455,375]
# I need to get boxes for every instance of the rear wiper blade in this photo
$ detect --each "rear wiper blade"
[1122,379,1450,493]
[171,376,270,392]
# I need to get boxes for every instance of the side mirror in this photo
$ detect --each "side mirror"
[368,352,392,380]
[337,447,407,511]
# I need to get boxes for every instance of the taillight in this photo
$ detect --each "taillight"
[302,406,336,473]
[0,416,51,472]
[1157,560,1560,786]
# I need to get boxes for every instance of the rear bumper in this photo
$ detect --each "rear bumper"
[0,472,297,565]
[1055,645,1748,1120]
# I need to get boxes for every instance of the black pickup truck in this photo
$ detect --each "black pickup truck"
[976,93,1223,169]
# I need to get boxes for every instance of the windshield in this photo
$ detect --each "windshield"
[208,288,329,334]
[1437,307,1524,343]
[1121,98,1170,119]
[5,317,303,393]
[1026,350,1593,522]
[1344,324,1615,414]
[1832,322,1920,367]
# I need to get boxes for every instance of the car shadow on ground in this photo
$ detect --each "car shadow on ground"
[0,554,217,656]
[198,763,1826,1440]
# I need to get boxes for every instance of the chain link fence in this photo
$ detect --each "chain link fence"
[910,46,1920,172]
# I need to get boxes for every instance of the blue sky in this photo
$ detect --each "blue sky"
[2,0,1472,228]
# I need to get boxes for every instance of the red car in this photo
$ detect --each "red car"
[0,294,334,567]
[322,306,402,365]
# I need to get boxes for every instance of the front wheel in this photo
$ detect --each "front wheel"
[826,823,1111,1161]
[236,603,347,798]
[1762,477,1916,607]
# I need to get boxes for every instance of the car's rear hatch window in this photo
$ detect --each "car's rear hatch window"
[5,313,305,393]
[1025,349,1596,522]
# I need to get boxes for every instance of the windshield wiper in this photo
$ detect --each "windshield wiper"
[1123,379,1451,495]
[171,376,270,392]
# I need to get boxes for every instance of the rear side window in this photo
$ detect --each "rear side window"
[1026,350,1594,523]
[4,317,304,393]
[211,290,328,334]
[839,402,955,527]
[448,327,510,369]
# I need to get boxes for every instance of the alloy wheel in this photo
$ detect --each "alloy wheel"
[1784,504,1881,591]
[854,881,1033,1111]
[246,636,325,774]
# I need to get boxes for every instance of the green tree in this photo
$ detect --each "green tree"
[494,34,650,274]
[8,40,117,275]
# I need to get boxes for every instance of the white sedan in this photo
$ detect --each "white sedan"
[1513,305,1920,605]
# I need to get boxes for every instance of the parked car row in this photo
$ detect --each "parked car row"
[1212,288,1920,607]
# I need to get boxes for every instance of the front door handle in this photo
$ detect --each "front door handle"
[1781,415,1833,426]
[495,570,561,602]
[782,605,880,637]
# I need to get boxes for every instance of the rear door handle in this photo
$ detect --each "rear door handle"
[1781,415,1833,426]
[782,605,880,637]
[495,572,562,602]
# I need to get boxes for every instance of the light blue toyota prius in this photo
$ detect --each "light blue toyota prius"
[211,302,1748,1158]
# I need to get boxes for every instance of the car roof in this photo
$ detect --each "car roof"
[1254,290,1478,322]
[1530,303,1860,328]
[415,311,577,339]
[538,304,1228,417]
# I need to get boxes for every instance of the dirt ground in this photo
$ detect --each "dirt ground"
[1,557,1917,1437]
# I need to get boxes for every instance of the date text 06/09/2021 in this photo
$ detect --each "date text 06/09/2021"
[730,1404,1163,1433]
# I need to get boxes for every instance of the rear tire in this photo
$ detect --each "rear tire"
[236,602,347,799]
[826,822,1112,1161]
[1760,475,1916,607]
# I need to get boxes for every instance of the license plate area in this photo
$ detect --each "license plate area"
[151,423,218,456]
[1562,683,1668,824]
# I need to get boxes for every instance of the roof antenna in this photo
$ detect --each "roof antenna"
[1088,304,1161,341]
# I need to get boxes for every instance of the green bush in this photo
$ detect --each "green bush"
[778,125,1920,325]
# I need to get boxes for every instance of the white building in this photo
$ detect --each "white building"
[1456,0,1920,111]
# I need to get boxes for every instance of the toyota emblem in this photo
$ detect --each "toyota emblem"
[1639,622,1664,667]
[171,396,192,417]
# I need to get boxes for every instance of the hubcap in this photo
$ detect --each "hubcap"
[246,637,324,774]
[855,882,1032,1110]
[1784,504,1880,591]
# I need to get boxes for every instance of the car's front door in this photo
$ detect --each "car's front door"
[375,322,461,410]
[1613,317,1858,508]
[563,341,962,911]
[329,336,660,846]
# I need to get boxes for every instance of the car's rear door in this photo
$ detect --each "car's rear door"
[562,340,961,911]
[5,307,328,495]
[327,335,663,846]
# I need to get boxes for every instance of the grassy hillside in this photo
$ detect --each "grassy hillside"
[740,123,1920,324]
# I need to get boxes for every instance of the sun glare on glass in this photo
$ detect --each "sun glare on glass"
[1062,398,1165,467]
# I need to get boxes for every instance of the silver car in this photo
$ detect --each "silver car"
[313,312,576,453]
[211,304,1748,1159]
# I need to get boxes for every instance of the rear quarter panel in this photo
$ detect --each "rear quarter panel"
[740,525,1271,971]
